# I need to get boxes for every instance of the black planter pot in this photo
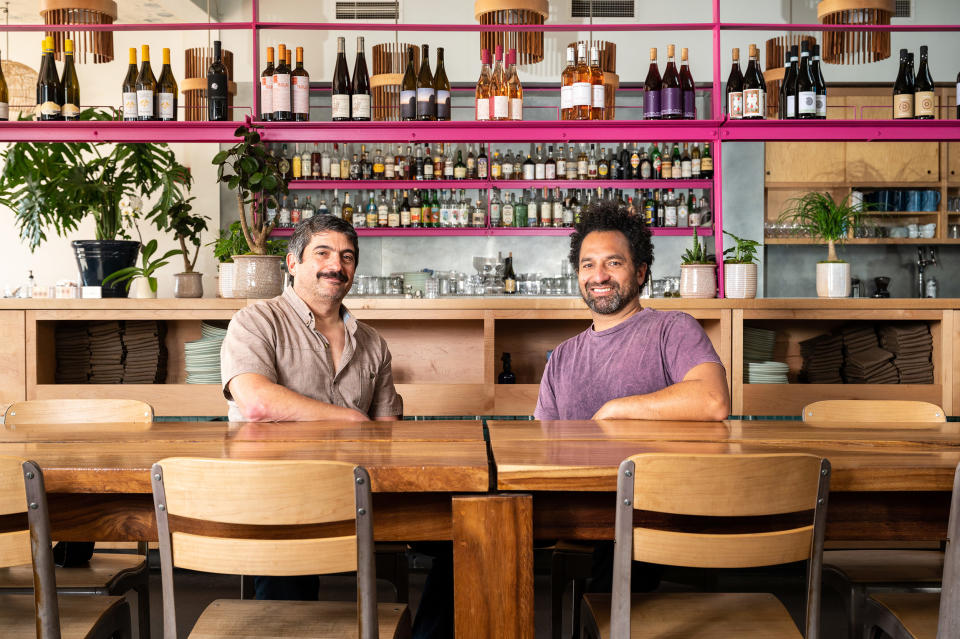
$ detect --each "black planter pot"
[72,240,141,298]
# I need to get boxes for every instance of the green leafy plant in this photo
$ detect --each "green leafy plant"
[209,221,287,263]
[681,227,713,265]
[0,108,192,251]
[163,198,209,273]
[101,239,182,294]
[779,192,866,263]
[212,124,288,255]
[722,230,760,264]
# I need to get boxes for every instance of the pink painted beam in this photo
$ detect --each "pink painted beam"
[720,119,960,142]
[269,227,710,238]
[255,22,717,32]
[286,179,714,190]
[720,22,960,32]
[288,180,492,190]
[0,120,241,143]
[0,22,254,32]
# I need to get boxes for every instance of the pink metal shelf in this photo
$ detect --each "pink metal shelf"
[720,119,960,142]
[285,179,714,191]
[287,180,491,190]
[0,21,254,32]
[254,22,717,32]
[269,226,710,238]
[0,120,241,143]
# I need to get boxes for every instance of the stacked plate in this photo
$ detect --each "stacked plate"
[743,326,788,383]
[745,361,790,384]
[184,322,228,384]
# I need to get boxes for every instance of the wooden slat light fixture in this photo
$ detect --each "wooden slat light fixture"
[817,0,895,65]
[39,0,117,63]
[182,47,237,121]
[371,43,418,122]
[475,0,549,65]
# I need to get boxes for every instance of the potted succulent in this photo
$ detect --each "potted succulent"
[210,221,287,298]
[212,124,289,298]
[722,230,760,299]
[780,192,865,298]
[164,198,209,298]
[0,108,192,297]
[679,227,717,299]
[101,239,182,299]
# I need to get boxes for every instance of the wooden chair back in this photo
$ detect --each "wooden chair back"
[611,453,830,639]
[937,463,960,637]
[801,400,945,424]
[152,458,378,639]
[3,399,154,425]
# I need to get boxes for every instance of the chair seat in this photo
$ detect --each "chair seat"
[823,550,943,584]
[189,599,411,639]
[582,592,803,638]
[868,593,939,639]
[0,593,128,639]
[0,552,146,589]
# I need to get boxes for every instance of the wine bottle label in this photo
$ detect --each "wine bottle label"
[681,160,692,178]
[592,84,605,109]
[683,90,696,119]
[701,157,713,172]
[400,90,416,119]
[510,98,522,120]
[352,94,371,119]
[727,91,743,118]
[535,164,545,179]
[0,102,8,120]
[572,82,591,107]
[122,92,137,119]
[553,202,563,224]
[915,91,935,117]
[410,206,421,224]
[478,159,488,178]
[502,207,514,225]
[331,94,350,119]
[476,98,490,120]
[62,103,80,119]
[691,158,701,176]
[640,163,652,179]
[815,93,826,117]
[894,93,914,119]
[136,90,154,118]
[661,87,681,116]
[330,162,341,179]
[493,95,509,119]
[541,204,552,224]
[417,87,436,116]
[545,164,556,179]
[436,90,450,120]
[378,204,388,225]
[293,76,310,115]
[158,93,175,120]
[39,100,61,117]
[273,73,291,111]
[400,209,410,226]
[672,164,682,179]
[743,88,763,118]
[798,90,816,115]
[644,90,660,119]
[560,85,573,110]
[260,76,273,115]
[523,164,534,180]
[454,166,467,179]
[388,212,400,227]
[786,95,796,118]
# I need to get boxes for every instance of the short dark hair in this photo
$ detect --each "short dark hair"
[288,215,359,263]
[568,200,653,287]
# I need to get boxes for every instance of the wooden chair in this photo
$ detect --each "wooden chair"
[802,400,946,639]
[580,453,830,639]
[151,457,411,639]
[862,462,960,639]
[0,456,132,639]
[2,399,153,639]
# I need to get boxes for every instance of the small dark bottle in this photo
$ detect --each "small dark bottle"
[206,40,229,121]
[498,352,517,384]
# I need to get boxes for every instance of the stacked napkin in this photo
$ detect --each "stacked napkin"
[841,324,898,384]
[879,323,934,384]
[54,320,168,385]
[54,323,91,383]
[88,321,124,384]
[122,321,167,384]
[800,333,844,384]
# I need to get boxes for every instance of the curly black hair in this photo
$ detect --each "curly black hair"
[568,199,654,287]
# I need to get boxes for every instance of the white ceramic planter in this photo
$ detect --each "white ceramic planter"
[679,264,717,299]
[816,261,851,298]
[128,277,157,299]
[723,263,758,299]
[232,254,284,299]
[217,262,235,298]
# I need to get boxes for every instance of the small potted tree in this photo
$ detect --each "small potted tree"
[780,192,864,298]
[209,221,287,298]
[212,124,289,298]
[679,227,717,298]
[722,230,760,299]
[165,199,209,298]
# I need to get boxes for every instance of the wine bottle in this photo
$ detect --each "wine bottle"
[491,45,508,121]
[726,47,743,119]
[590,44,604,120]
[156,48,177,121]
[331,37,351,121]
[661,44,681,119]
[273,43,292,121]
[812,44,827,119]
[560,46,575,121]
[742,44,766,120]
[782,46,799,119]
[207,40,229,121]
[433,47,450,121]
[796,41,816,119]
[60,39,80,121]
[291,46,310,121]
[679,47,696,120]
[0,49,8,121]
[37,37,62,121]
[417,44,436,121]
[135,45,157,121]
[503,253,517,294]
[573,42,592,121]
[401,46,417,121]
[893,48,913,119]
[121,47,138,121]
[643,47,661,120]
[260,46,274,121]
[352,37,371,121]
[506,48,522,121]
[914,45,935,119]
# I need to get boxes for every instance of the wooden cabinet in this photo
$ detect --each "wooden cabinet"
[846,141,940,184]
[948,143,960,184]
[0,312,25,412]
[765,142,845,184]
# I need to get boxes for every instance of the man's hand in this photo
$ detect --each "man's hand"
[592,399,624,420]
[589,362,730,422]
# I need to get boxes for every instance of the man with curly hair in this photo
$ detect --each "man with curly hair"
[535,199,729,421]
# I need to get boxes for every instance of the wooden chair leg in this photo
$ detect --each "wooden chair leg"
[570,577,586,639]
[134,581,150,639]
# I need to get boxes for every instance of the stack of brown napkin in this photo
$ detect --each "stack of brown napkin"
[800,333,844,384]
[88,321,124,384]
[841,324,898,384]
[122,321,167,384]
[879,323,934,384]
[54,323,91,384]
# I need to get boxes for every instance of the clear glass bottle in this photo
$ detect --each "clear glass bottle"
[540,187,553,227]
[278,196,292,227]
[502,192,515,227]
[331,190,342,219]
[302,195,316,220]
[377,190,389,227]
[365,191,378,227]
[502,150,514,180]
[489,188,502,227]
[534,144,545,179]
[506,48,522,121]
[472,197,486,228]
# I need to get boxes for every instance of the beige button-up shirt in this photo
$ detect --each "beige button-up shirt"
[220,286,402,421]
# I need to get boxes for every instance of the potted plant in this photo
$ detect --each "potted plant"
[722,230,760,299]
[679,227,717,299]
[0,108,192,297]
[101,239,182,299]
[212,124,289,298]
[209,221,287,298]
[780,192,865,298]
[164,198,209,298]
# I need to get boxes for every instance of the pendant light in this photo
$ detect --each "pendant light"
[475,0,548,65]
[817,0,895,65]
[39,0,117,63]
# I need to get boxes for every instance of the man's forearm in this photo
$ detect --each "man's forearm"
[596,379,730,421]
[231,376,367,422]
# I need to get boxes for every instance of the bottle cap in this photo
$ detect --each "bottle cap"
[681,46,689,60]
[732,47,739,59]
[749,43,757,56]
[142,44,149,60]
[649,47,657,60]
[65,39,74,54]
[667,44,675,57]
[481,48,491,64]
[920,45,928,55]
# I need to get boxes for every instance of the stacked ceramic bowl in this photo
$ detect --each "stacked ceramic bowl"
[184,322,228,384]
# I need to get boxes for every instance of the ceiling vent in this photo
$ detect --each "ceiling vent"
[893,0,913,20]
[335,1,399,20]
[571,0,634,19]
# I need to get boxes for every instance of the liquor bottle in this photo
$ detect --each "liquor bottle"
[455,150,467,179]
[60,39,80,120]
[466,144,477,178]
[341,145,351,179]
[314,143,325,179]
[122,47,138,121]
[278,196,292,227]
[489,188,502,227]
[701,142,713,179]
[339,192,354,224]
[387,192,400,227]
[372,146,385,179]
[364,192,377,228]
[796,41,816,119]
[560,46,575,120]
[434,46,450,121]
[332,37,351,121]
[377,191,389,227]
[410,189,422,227]
[661,144,672,179]
[545,145,557,179]
[135,45,157,121]
[507,48,522,121]
[664,189,678,226]
[679,47,696,120]
[399,190,411,227]
[417,44,436,121]
[671,143,682,179]
[290,195,302,226]
[534,144,545,179]
[351,193,366,228]
[478,145,489,179]
[588,144,599,179]
[525,190,538,226]
[573,42,592,121]
[303,196,317,220]
[681,143,692,178]
[331,191,342,218]
[644,47,661,120]
[553,187,564,227]
[782,46,799,120]
[514,191,528,227]
[361,144,374,180]
[742,44,766,120]
[661,44,681,119]
[812,44,827,119]
[384,146,395,179]
[291,148,301,181]
[273,44,291,121]
[522,153,535,180]
[475,49,492,121]
[433,190,443,227]
[565,145,578,180]
[352,37,371,121]
[726,47,744,119]
[590,44,605,120]
[37,37,61,121]
[639,147,652,179]
[157,47,177,121]
[512,151,522,180]
[291,46,310,121]
[691,144,701,178]
[502,192,515,227]
[401,45,417,121]
[206,41,228,121]
[503,254,517,294]
[491,45,508,121]
[0,49,8,121]
[540,187,553,227]
[650,143,662,179]
[472,197,485,228]
[260,46,274,121]
[597,148,608,179]
[500,150,513,180]
[423,145,435,180]
[914,45,935,119]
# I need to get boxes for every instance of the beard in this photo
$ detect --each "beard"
[581,278,639,314]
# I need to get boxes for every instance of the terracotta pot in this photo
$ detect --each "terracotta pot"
[173,272,203,298]
[128,277,156,299]
[816,262,851,298]
[217,262,235,298]
[723,263,757,299]
[232,254,284,299]
[679,264,717,299]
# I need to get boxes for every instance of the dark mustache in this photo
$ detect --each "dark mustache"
[316,270,348,283]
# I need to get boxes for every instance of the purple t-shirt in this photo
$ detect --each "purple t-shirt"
[534,308,722,420]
